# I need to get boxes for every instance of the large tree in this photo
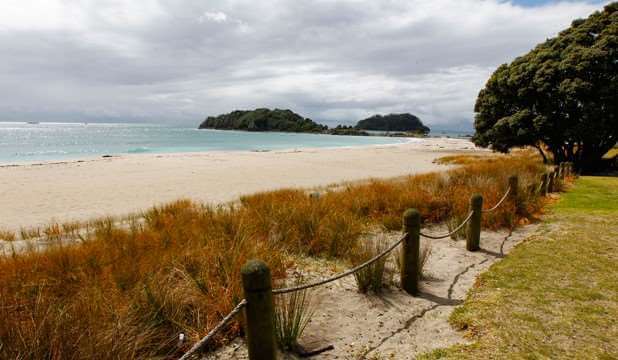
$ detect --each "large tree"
[473,3,617,172]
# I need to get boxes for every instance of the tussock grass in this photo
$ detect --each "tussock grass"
[19,226,41,240]
[394,240,433,280]
[418,241,433,279]
[0,229,16,242]
[0,153,546,359]
[433,154,490,165]
[352,236,390,293]
[273,283,315,351]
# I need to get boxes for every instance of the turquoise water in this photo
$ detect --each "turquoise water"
[0,122,409,164]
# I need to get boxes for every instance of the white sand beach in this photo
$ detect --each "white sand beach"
[0,138,481,231]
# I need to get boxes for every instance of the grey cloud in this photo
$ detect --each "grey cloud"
[0,0,609,127]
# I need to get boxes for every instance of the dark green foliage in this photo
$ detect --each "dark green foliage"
[199,108,327,133]
[328,125,370,136]
[355,113,430,134]
[473,3,618,172]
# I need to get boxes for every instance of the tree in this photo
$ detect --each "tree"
[473,3,617,172]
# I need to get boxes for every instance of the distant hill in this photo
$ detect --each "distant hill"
[199,108,327,133]
[355,113,430,134]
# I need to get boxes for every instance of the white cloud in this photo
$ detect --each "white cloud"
[0,0,610,126]
[199,11,228,23]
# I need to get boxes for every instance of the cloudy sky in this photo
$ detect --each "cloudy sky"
[0,0,609,128]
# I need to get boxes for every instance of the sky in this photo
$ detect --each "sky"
[0,0,610,128]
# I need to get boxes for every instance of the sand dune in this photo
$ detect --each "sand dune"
[0,138,481,231]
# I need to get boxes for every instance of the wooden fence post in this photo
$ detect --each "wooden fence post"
[559,162,566,179]
[466,194,483,251]
[548,171,555,193]
[508,175,520,213]
[241,260,277,360]
[508,175,519,201]
[540,173,548,196]
[401,208,420,295]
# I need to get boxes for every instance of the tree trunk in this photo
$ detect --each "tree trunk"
[534,144,548,164]
[577,143,608,174]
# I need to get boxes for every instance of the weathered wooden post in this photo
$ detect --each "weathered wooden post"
[508,175,520,213]
[548,171,555,193]
[554,165,560,180]
[466,194,483,252]
[241,260,277,360]
[508,175,519,201]
[559,162,566,179]
[570,162,578,177]
[401,208,420,295]
[540,173,548,196]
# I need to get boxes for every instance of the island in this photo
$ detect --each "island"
[356,113,430,135]
[199,108,327,133]
[198,109,429,137]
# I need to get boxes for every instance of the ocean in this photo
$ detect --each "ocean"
[0,122,416,164]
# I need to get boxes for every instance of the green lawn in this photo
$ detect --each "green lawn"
[421,176,618,359]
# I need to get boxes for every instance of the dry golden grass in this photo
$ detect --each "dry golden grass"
[0,152,546,359]
[433,154,489,165]
[0,229,16,242]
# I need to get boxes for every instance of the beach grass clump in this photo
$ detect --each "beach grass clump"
[273,283,316,351]
[418,241,433,279]
[19,226,41,240]
[352,235,397,293]
[0,152,547,359]
[394,240,433,280]
[433,154,493,165]
[0,229,16,241]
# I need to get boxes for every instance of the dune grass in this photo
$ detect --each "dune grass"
[273,284,315,351]
[420,176,618,359]
[0,153,546,359]
[0,229,16,242]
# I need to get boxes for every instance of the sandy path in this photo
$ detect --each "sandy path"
[0,138,479,231]
[205,223,539,359]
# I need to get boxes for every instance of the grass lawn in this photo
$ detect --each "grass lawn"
[421,176,618,359]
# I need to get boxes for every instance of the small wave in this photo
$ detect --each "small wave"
[127,147,151,154]
[16,150,68,156]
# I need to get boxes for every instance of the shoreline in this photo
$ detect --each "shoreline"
[0,137,415,168]
[0,125,472,167]
[0,139,484,231]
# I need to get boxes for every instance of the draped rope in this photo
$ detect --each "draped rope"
[482,187,511,213]
[419,211,474,239]
[272,235,405,295]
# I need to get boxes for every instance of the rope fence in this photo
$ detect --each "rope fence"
[273,235,405,294]
[482,187,511,213]
[419,210,474,240]
[179,165,572,360]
